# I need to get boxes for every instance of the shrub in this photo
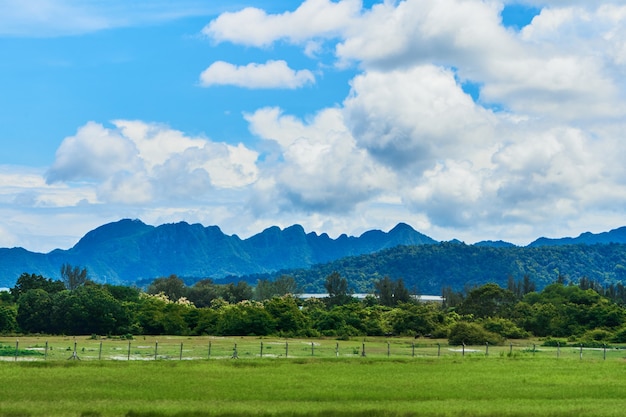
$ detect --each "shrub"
[581,328,612,343]
[448,322,503,346]
[611,326,626,343]
[481,317,529,339]
[541,338,568,347]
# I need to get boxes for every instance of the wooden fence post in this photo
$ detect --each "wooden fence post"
[179,342,183,361]
[127,340,131,361]
[155,341,158,360]
[437,343,441,358]
[579,344,583,360]
[208,341,211,359]
[285,341,288,358]
[45,340,48,361]
[260,341,263,358]
[14,339,18,361]
[99,341,103,360]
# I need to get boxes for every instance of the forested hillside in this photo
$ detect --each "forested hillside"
[248,242,626,293]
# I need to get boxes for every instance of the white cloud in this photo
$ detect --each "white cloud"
[203,0,360,47]
[46,121,140,183]
[343,65,498,171]
[245,107,394,213]
[336,0,512,70]
[46,120,260,204]
[199,60,315,89]
[0,0,218,37]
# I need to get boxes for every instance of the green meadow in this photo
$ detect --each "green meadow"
[1,337,626,417]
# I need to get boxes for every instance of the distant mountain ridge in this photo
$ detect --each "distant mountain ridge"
[529,226,626,247]
[2,219,626,290]
[0,219,436,287]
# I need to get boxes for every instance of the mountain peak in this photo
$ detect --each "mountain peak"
[74,219,151,247]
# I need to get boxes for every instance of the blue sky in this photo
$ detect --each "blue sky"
[1,0,626,252]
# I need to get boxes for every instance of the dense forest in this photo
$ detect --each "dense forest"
[241,242,626,293]
[3,266,626,347]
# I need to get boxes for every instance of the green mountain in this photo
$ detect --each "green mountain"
[3,220,626,293]
[0,219,436,288]
[529,226,626,246]
[268,242,626,294]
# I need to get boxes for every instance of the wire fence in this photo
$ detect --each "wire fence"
[2,336,625,362]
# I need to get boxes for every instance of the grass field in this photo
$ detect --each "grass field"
[1,336,626,417]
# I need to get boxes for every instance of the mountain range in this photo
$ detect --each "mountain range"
[2,219,626,290]
[0,219,435,288]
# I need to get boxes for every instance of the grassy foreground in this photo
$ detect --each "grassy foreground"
[1,355,626,417]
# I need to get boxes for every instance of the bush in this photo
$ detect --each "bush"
[541,338,568,347]
[581,328,612,343]
[448,322,503,346]
[481,317,529,339]
[611,327,626,343]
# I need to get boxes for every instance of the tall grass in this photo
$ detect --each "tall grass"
[1,356,626,416]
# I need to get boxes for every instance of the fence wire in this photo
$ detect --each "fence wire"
[3,337,625,362]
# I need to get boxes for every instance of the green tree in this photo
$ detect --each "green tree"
[216,301,275,336]
[16,289,54,333]
[255,275,299,301]
[0,304,18,333]
[187,307,219,335]
[386,303,442,336]
[136,294,169,335]
[10,273,64,301]
[264,295,308,336]
[374,276,394,307]
[60,264,88,291]
[147,275,186,301]
[457,283,517,318]
[324,272,351,307]
[187,279,219,308]
[220,281,254,303]
[50,285,129,335]
[375,277,413,307]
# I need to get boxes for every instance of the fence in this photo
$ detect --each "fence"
[2,336,625,362]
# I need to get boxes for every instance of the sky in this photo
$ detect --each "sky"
[1,0,626,253]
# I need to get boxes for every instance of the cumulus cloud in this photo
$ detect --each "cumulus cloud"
[202,0,360,47]
[46,121,140,183]
[343,65,497,171]
[199,60,315,89]
[245,107,394,213]
[46,121,259,204]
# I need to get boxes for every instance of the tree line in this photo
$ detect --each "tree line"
[2,266,626,347]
